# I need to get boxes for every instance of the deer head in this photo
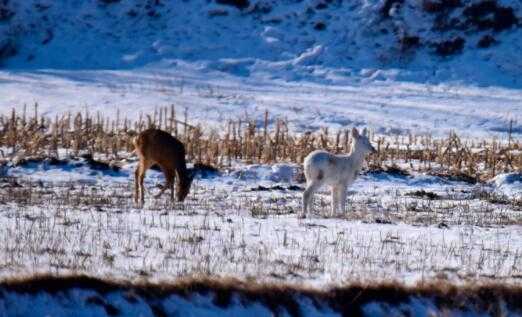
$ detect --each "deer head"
[352,127,376,154]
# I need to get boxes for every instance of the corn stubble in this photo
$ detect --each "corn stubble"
[0,105,519,181]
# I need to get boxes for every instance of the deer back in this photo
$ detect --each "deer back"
[134,129,187,172]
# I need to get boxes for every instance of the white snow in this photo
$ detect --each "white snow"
[0,158,519,287]
[0,0,520,311]
[3,284,512,317]
[490,172,522,200]
[2,0,521,87]
[0,65,520,139]
[0,1,521,138]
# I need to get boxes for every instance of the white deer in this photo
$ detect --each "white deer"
[301,128,376,218]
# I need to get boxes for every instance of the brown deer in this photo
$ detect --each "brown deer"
[133,129,194,205]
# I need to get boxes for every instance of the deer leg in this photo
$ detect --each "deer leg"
[139,166,146,205]
[134,165,140,205]
[154,183,167,198]
[330,185,339,217]
[137,160,153,205]
[171,173,176,202]
[301,181,320,219]
[154,165,168,198]
[166,170,175,202]
[155,167,175,200]
[337,184,346,214]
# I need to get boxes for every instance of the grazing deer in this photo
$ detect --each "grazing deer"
[133,129,194,205]
[301,128,376,218]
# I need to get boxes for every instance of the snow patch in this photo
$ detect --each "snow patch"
[490,172,522,199]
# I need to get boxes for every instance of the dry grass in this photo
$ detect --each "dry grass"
[0,177,519,226]
[0,106,519,295]
[0,105,519,181]
[0,177,519,287]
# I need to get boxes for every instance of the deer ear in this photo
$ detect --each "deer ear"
[351,127,359,138]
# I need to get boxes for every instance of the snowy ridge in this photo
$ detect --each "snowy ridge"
[1,275,521,317]
[0,0,521,87]
[1,1,521,138]
[1,67,520,139]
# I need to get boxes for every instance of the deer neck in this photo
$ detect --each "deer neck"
[175,160,190,183]
[347,142,366,170]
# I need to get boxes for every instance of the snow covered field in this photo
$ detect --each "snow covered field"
[1,0,522,139]
[1,64,521,139]
[0,0,521,314]
[0,156,520,287]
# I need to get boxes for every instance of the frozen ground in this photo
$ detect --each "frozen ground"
[0,51,520,307]
[0,157,520,287]
[0,1,521,314]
